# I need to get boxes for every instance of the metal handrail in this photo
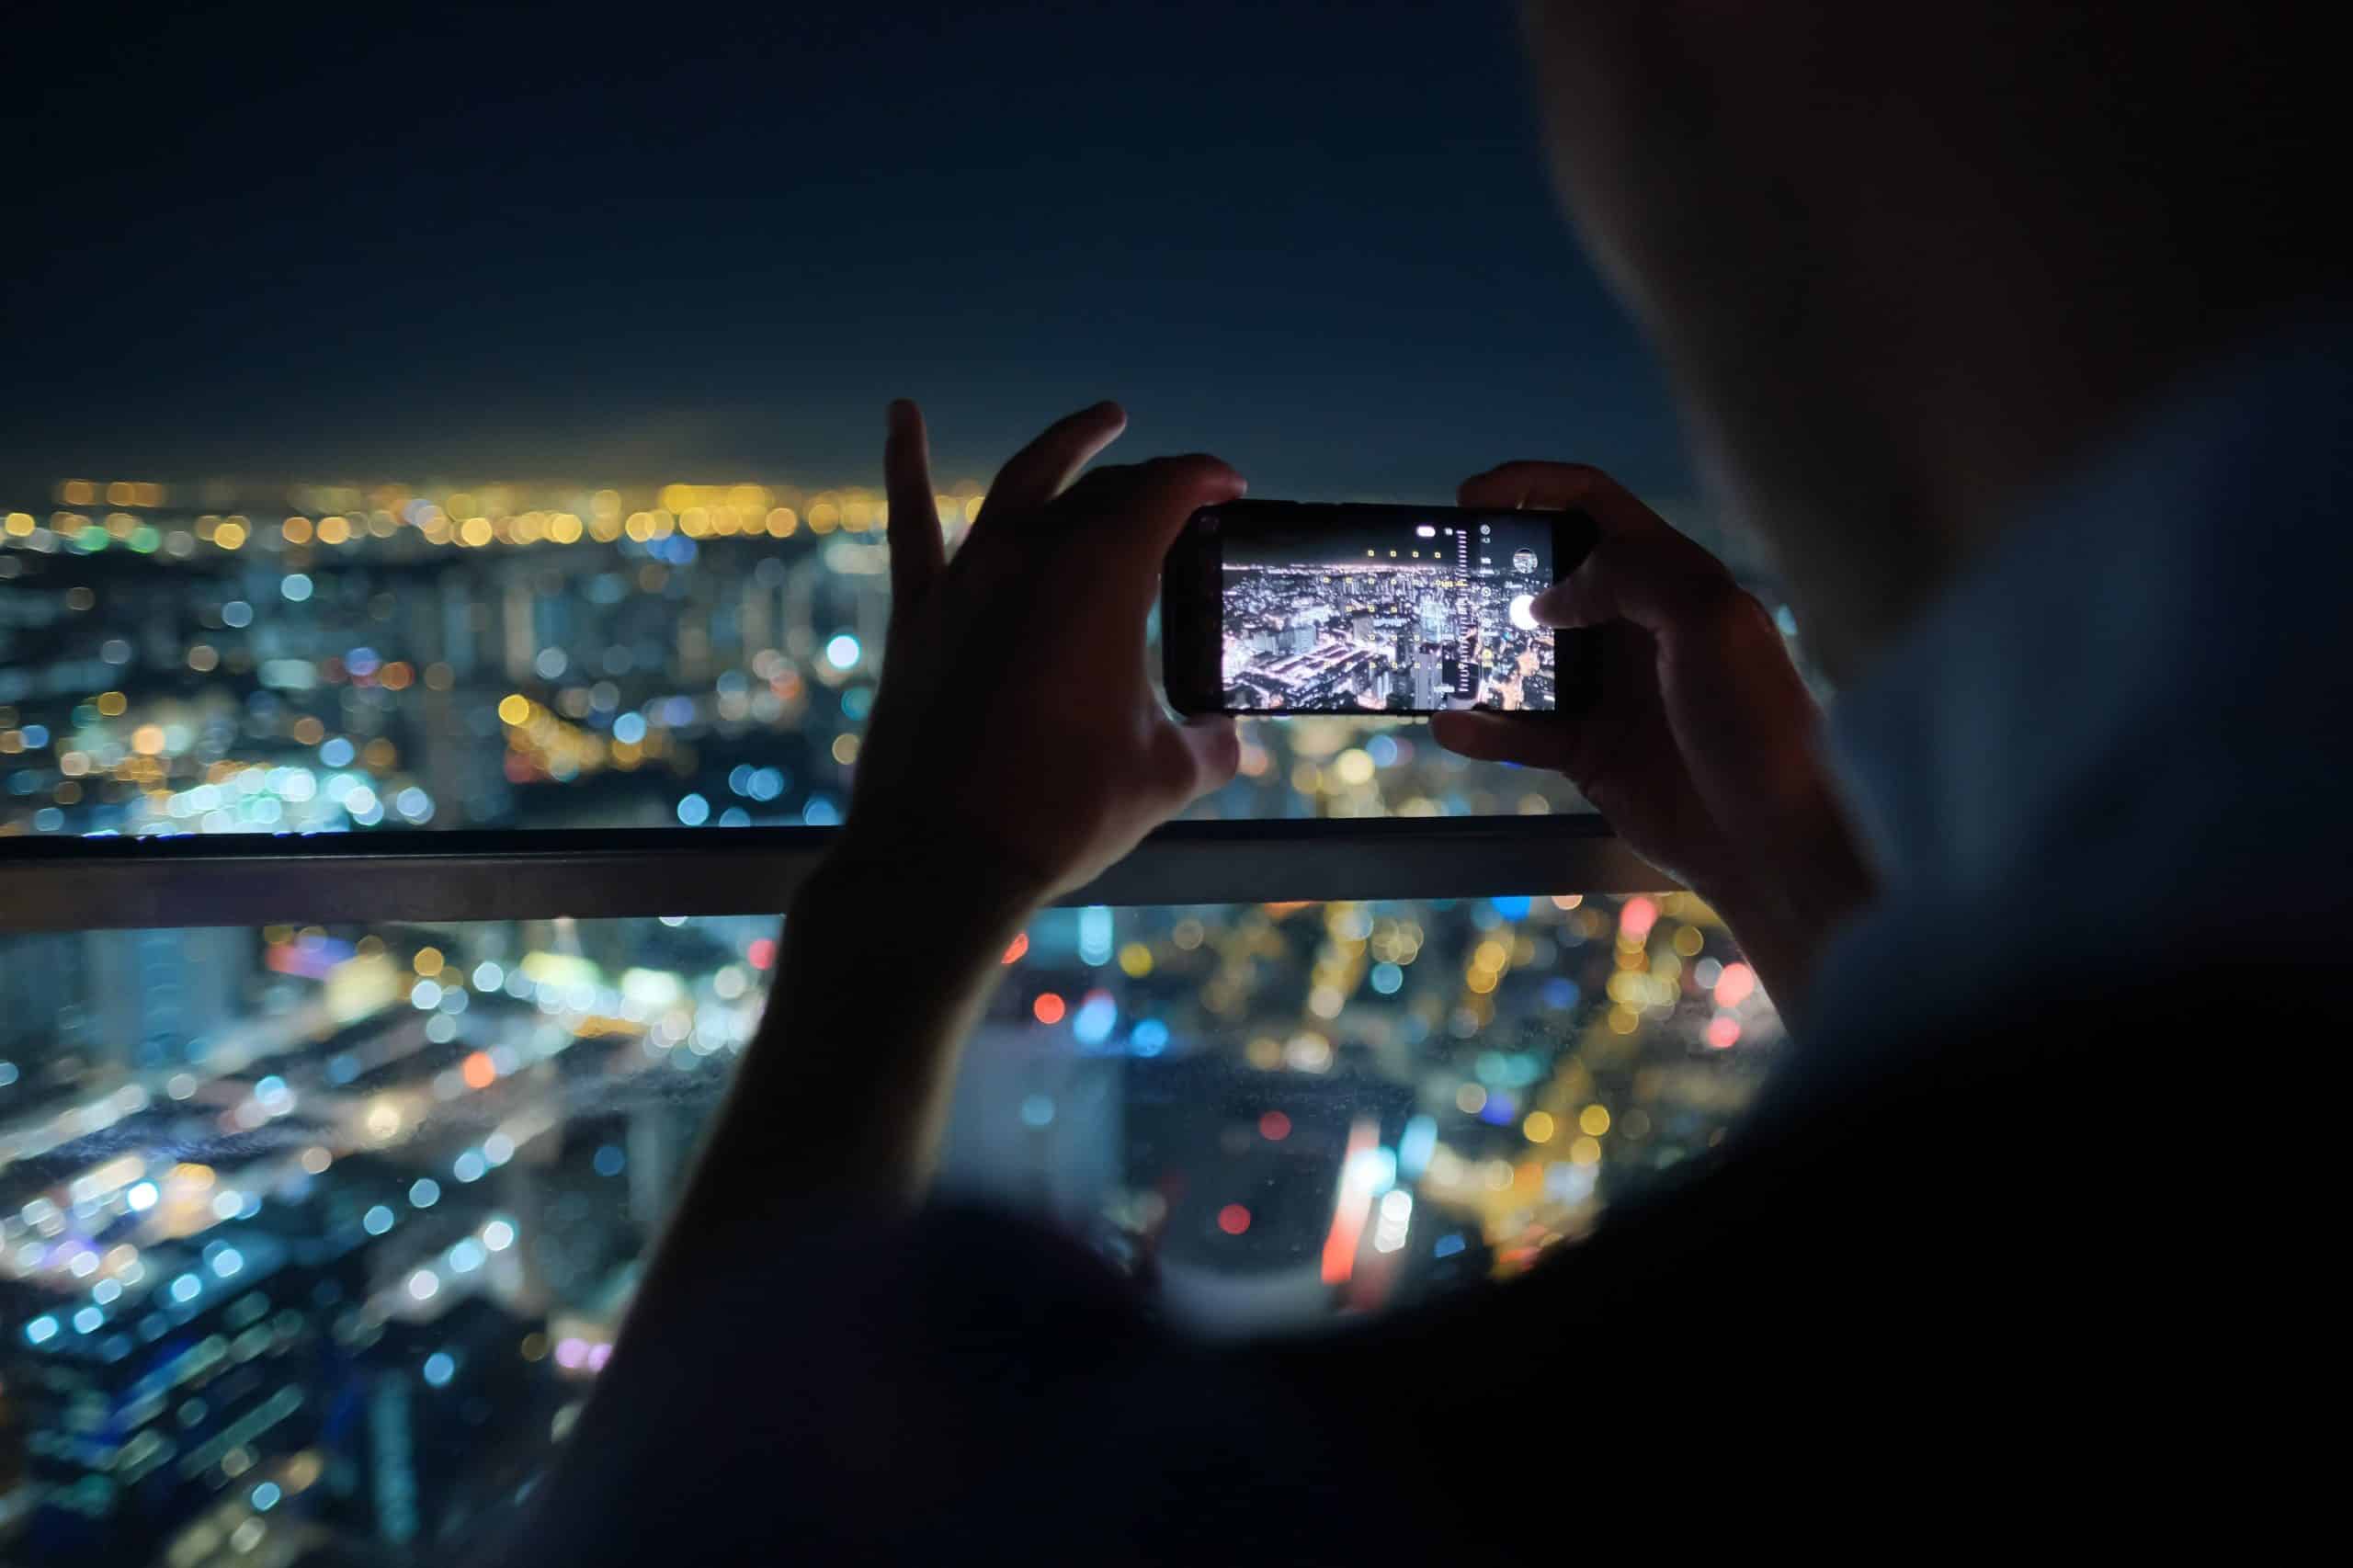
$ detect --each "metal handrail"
[0,816,1667,932]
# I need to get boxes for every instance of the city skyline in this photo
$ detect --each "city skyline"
[2,468,1773,1565]
[1220,515,1554,713]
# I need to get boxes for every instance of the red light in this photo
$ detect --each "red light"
[746,937,776,971]
[1706,1015,1742,1050]
[461,1051,496,1089]
[1258,1111,1291,1142]
[1032,992,1065,1025]
[1713,962,1757,1008]
[1001,932,1029,965]
[1217,1204,1251,1235]
[1620,895,1658,941]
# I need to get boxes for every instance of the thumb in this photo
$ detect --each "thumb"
[1429,710,1579,772]
[1154,715,1241,804]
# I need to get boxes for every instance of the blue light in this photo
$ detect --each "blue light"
[222,600,254,628]
[676,793,710,826]
[452,1151,487,1184]
[319,736,356,767]
[1072,993,1119,1046]
[1019,1094,1055,1129]
[1077,905,1114,966]
[1541,977,1581,1010]
[127,1180,159,1211]
[1477,1091,1518,1127]
[728,764,755,796]
[1129,1018,1170,1057]
[748,767,785,801]
[801,795,841,827]
[20,724,47,748]
[210,1247,244,1278]
[718,807,751,826]
[593,1144,626,1177]
[1370,961,1404,994]
[251,1482,283,1511]
[422,1352,456,1388]
[409,1178,441,1209]
[1398,1114,1438,1179]
[363,1204,395,1235]
[1433,1233,1467,1259]
[25,1315,58,1345]
[612,712,647,744]
[1490,895,1532,921]
[280,573,313,602]
[170,1274,202,1304]
[824,632,861,670]
[1367,734,1399,767]
[840,686,874,721]
[74,1306,105,1334]
[395,787,434,823]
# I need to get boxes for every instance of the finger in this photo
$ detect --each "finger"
[1428,709,1580,772]
[1457,460,1701,551]
[1060,452,1246,557]
[1532,532,1750,642]
[1457,460,1617,514]
[979,401,1130,526]
[883,400,945,609]
[1055,454,1246,621]
[1151,714,1241,804]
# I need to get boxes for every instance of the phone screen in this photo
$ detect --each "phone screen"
[1212,506,1558,713]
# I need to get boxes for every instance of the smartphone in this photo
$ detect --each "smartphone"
[1162,500,1597,716]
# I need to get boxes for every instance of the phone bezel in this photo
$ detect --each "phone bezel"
[1160,500,1597,718]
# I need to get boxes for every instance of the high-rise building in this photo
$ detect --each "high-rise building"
[0,932,89,1062]
[1411,649,1442,710]
[6,1231,324,1562]
[83,928,250,1073]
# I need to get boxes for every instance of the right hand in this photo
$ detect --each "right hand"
[1429,461,1875,1005]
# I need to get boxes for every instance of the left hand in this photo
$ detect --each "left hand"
[840,399,1245,903]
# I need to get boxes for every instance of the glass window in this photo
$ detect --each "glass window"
[0,500,1808,836]
[0,892,1775,1558]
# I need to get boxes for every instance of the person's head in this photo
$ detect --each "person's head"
[1520,1,2336,681]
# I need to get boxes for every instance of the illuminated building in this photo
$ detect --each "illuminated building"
[1,468,1779,1558]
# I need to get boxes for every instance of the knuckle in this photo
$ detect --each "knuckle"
[1686,581,1775,652]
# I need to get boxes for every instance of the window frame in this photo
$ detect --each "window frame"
[0,817,1668,932]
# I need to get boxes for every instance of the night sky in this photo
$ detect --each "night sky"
[5,2,1689,503]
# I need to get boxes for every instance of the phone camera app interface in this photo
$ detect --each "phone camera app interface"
[1220,513,1553,711]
